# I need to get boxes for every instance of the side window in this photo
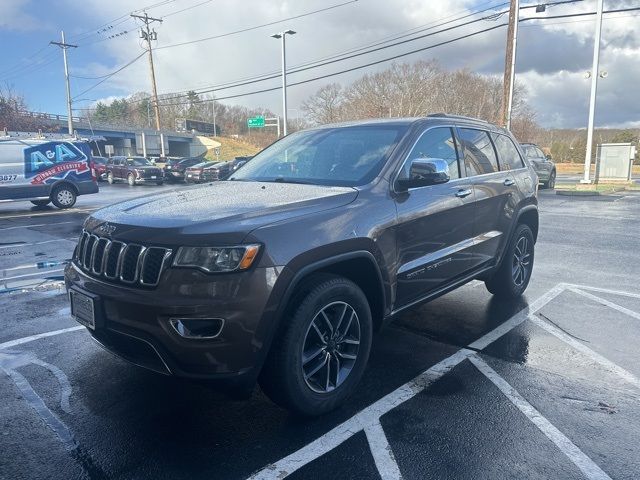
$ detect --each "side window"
[398,127,460,180]
[458,128,499,176]
[492,134,525,170]
[535,147,546,159]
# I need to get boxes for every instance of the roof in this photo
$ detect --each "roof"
[309,114,502,131]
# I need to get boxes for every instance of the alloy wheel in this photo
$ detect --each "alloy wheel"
[512,235,532,287]
[301,301,361,394]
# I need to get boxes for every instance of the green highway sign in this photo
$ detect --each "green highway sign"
[247,116,265,128]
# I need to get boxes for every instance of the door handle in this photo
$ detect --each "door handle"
[503,178,515,186]
[455,188,472,198]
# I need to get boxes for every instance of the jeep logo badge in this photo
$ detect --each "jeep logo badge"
[98,223,116,236]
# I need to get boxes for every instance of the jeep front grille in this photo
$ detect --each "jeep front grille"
[75,230,172,287]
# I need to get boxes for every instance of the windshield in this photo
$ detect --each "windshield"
[230,125,407,186]
[127,157,152,166]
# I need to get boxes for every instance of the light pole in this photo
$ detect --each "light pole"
[581,0,605,183]
[271,29,296,136]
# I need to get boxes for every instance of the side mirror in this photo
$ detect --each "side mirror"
[396,158,450,191]
[545,154,552,161]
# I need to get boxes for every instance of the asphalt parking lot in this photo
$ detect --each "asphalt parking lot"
[1,183,639,479]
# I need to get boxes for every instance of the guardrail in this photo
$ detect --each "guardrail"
[17,110,82,123]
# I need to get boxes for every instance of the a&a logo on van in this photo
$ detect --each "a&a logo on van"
[24,142,90,185]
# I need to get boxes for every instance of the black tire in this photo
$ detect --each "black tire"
[107,172,114,184]
[259,275,373,416]
[127,173,136,186]
[545,171,556,190]
[485,224,534,299]
[31,199,50,207]
[156,181,163,186]
[50,184,77,209]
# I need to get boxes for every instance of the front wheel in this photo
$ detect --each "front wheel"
[127,173,136,186]
[485,224,534,299]
[50,184,77,209]
[260,275,373,416]
[156,181,163,186]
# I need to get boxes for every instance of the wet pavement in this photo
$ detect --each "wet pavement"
[1,184,639,479]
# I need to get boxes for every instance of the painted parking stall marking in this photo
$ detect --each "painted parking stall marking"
[249,282,640,479]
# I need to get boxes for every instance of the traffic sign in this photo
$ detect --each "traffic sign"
[247,116,265,128]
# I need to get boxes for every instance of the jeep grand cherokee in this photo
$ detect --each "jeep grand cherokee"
[65,114,539,416]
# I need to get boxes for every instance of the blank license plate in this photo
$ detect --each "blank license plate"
[151,176,157,179]
[70,290,96,330]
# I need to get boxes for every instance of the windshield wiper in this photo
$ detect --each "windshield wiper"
[271,177,315,185]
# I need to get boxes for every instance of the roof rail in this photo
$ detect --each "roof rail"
[427,113,491,123]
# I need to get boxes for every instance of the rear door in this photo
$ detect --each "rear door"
[393,126,477,307]
[456,127,519,263]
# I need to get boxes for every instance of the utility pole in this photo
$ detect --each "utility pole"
[50,31,77,135]
[501,0,519,130]
[211,98,217,137]
[581,0,605,184]
[271,30,296,136]
[132,12,162,132]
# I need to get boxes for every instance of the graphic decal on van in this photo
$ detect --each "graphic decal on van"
[24,142,91,185]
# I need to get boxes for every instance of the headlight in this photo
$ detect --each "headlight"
[173,245,260,273]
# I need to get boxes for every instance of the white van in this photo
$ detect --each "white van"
[0,135,98,209]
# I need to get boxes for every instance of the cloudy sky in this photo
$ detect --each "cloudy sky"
[1,0,638,128]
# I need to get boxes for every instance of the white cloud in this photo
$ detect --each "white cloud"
[57,0,640,128]
[0,0,40,31]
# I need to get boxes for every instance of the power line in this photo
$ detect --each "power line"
[154,0,359,50]
[161,0,216,18]
[149,4,640,108]
[71,52,146,100]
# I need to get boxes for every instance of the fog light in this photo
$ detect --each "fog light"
[169,318,224,339]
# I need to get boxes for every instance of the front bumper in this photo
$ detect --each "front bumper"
[64,261,283,388]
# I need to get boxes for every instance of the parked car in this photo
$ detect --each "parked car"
[91,156,108,181]
[106,156,164,186]
[66,114,539,415]
[184,161,217,183]
[229,156,253,174]
[163,157,203,182]
[202,161,232,181]
[521,143,556,189]
[0,136,98,209]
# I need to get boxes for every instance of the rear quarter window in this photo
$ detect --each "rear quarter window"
[492,134,525,171]
[458,128,499,176]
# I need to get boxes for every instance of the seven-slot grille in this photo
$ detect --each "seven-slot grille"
[75,230,171,287]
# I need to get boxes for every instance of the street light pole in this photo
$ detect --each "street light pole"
[271,30,296,137]
[581,0,604,184]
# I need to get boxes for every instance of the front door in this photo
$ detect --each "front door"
[394,126,477,307]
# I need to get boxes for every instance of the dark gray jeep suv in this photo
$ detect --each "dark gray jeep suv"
[65,114,539,415]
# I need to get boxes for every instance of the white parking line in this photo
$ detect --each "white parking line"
[568,287,640,321]
[364,421,403,480]
[529,313,640,389]
[0,238,77,250]
[563,283,640,300]
[0,326,84,350]
[0,221,76,231]
[0,209,94,220]
[469,356,612,480]
[249,286,568,479]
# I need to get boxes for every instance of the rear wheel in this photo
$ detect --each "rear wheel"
[50,184,76,209]
[127,173,136,186]
[544,171,556,190]
[485,224,534,299]
[107,172,114,184]
[260,275,372,416]
[30,199,50,207]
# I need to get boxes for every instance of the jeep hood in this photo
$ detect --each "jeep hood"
[85,181,358,245]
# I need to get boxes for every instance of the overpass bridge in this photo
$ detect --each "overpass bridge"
[16,111,208,158]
